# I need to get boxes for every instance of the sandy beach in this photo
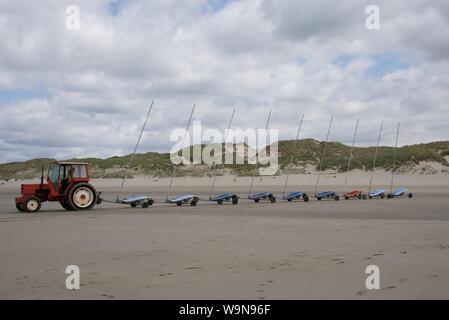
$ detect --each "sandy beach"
[1,172,448,299]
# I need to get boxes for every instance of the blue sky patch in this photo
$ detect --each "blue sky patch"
[366,54,411,78]
[332,54,355,68]
[203,0,233,13]
[107,0,130,16]
[0,89,50,104]
[332,53,411,78]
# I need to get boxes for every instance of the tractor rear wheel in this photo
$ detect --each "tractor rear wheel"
[60,201,73,211]
[24,197,41,213]
[67,183,97,211]
[16,202,25,212]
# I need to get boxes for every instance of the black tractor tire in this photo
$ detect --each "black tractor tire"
[217,200,223,205]
[141,201,149,208]
[380,194,385,199]
[303,194,310,202]
[60,201,74,211]
[177,202,182,206]
[287,198,293,202]
[254,198,260,203]
[67,183,97,211]
[358,194,362,199]
[148,199,155,206]
[363,194,368,200]
[317,197,322,201]
[345,196,350,200]
[232,196,238,205]
[24,197,42,213]
[130,202,138,208]
[270,196,276,203]
[334,195,340,201]
[16,202,25,212]
[387,194,393,199]
[408,193,413,199]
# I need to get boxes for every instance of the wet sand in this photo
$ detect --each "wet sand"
[0,173,448,299]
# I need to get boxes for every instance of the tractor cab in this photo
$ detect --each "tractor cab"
[16,161,99,213]
[48,162,90,195]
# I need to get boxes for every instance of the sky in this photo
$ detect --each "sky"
[0,0,448,163]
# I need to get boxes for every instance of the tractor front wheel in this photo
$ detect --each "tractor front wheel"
[232,196,238,205]
[67,183,97,211]
[24,197,41,213]
[303,194,310,202]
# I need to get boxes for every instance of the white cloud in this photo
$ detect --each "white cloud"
[0,0,448,163]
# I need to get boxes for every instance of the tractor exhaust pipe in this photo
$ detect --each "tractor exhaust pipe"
[40,165,44,190]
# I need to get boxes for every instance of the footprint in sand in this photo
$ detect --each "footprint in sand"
[381,286,396,290]
[137,253,152,257]
[332,258,345,264]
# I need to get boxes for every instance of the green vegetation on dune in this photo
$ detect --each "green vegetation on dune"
[1,140,448,180]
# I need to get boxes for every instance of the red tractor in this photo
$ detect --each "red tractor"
[15,161,101,213]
